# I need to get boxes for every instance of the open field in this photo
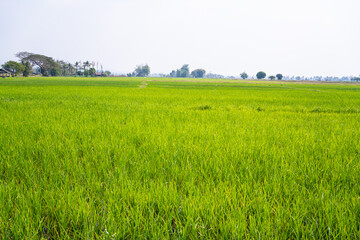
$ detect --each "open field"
[1,77,360,239]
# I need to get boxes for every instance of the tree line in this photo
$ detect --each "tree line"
[1,52,111,77]
[1,52,283,80]
[1,53,284,80]
[6,52,337,81]
[247,72,283,80]
[127,64,207,78]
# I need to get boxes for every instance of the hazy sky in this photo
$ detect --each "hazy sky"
[1,0,359,76]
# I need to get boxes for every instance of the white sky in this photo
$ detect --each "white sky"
[1,0,359,76]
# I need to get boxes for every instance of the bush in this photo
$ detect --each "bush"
[50,68,60,76]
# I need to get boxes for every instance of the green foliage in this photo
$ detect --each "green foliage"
[134,65,150,77]
[74,61,80,74]
[83,61,90,71]
[50,68,60,76]
[352,77,360,82]
[256,71,266,79]
[22,61,32,77]
[178,64,190,78]
[1,77,360,238]
[171,64,190,78]
[84,69,89,77]
[16,52,81,77]
[269,75,276,80]
[191,69,206,78]
[2,61,25,76]
[276,73,283,80]
[16,52,57,76]
[240,72,248,79]
[89,68,96,77]
[57,60,75,76]
[170,70,176,77]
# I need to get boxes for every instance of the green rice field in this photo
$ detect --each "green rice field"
[1,77,360,239]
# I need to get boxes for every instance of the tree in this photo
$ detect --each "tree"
[191,69,206,78]
[276,74,283,80]
[170,70,176,77]
[256,71,266,79]
[134,65,150,77]
[75,62,80,75]
[89,68,96,77]
[84,61,90,71]
[177,64,190,78]
[104,71,111,76]
[84,69,89,77]
[22,61,32,77]
[352,77,360,82]
[240,72,248,79]
[269,75,276,80]
[141,65,149,77]
[16,52,57,76]
[170,64,190,78]
[170,65,193,78]
[50,68,60,76]
[68,63,73,75]
[2,61,25,76]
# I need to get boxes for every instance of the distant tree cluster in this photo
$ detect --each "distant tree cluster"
[191,69,206,78]
[128,64,150,77]
[237,71,284,80]
[4,52,357,82]
[170,64,190,78]
[1,51,111,77]
[169,65,206,78]
[2,61,25,77]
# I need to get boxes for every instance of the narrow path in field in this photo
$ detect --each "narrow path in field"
[138,80,148,88]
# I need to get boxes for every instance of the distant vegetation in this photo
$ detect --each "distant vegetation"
[127,64,151,77]
[168,65,206,78]
[256,71,266,79]
[276,73,283,80]
[190,68,206,78]
[1,61,25,76]
[1,52,112,77]
[240,72,248,79]
[170,64,191,78]
[1,52,359,81]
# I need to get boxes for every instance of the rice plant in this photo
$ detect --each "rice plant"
[1,77,360,239]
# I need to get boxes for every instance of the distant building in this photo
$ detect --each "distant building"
[0,69,11,78]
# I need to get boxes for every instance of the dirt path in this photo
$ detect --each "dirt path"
[138,81,148,88]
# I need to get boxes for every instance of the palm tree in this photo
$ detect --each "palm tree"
[75,62,79,75]
[84,61,90,71]
[68,63,72,76]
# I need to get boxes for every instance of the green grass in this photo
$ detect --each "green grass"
[1,77,360,239]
